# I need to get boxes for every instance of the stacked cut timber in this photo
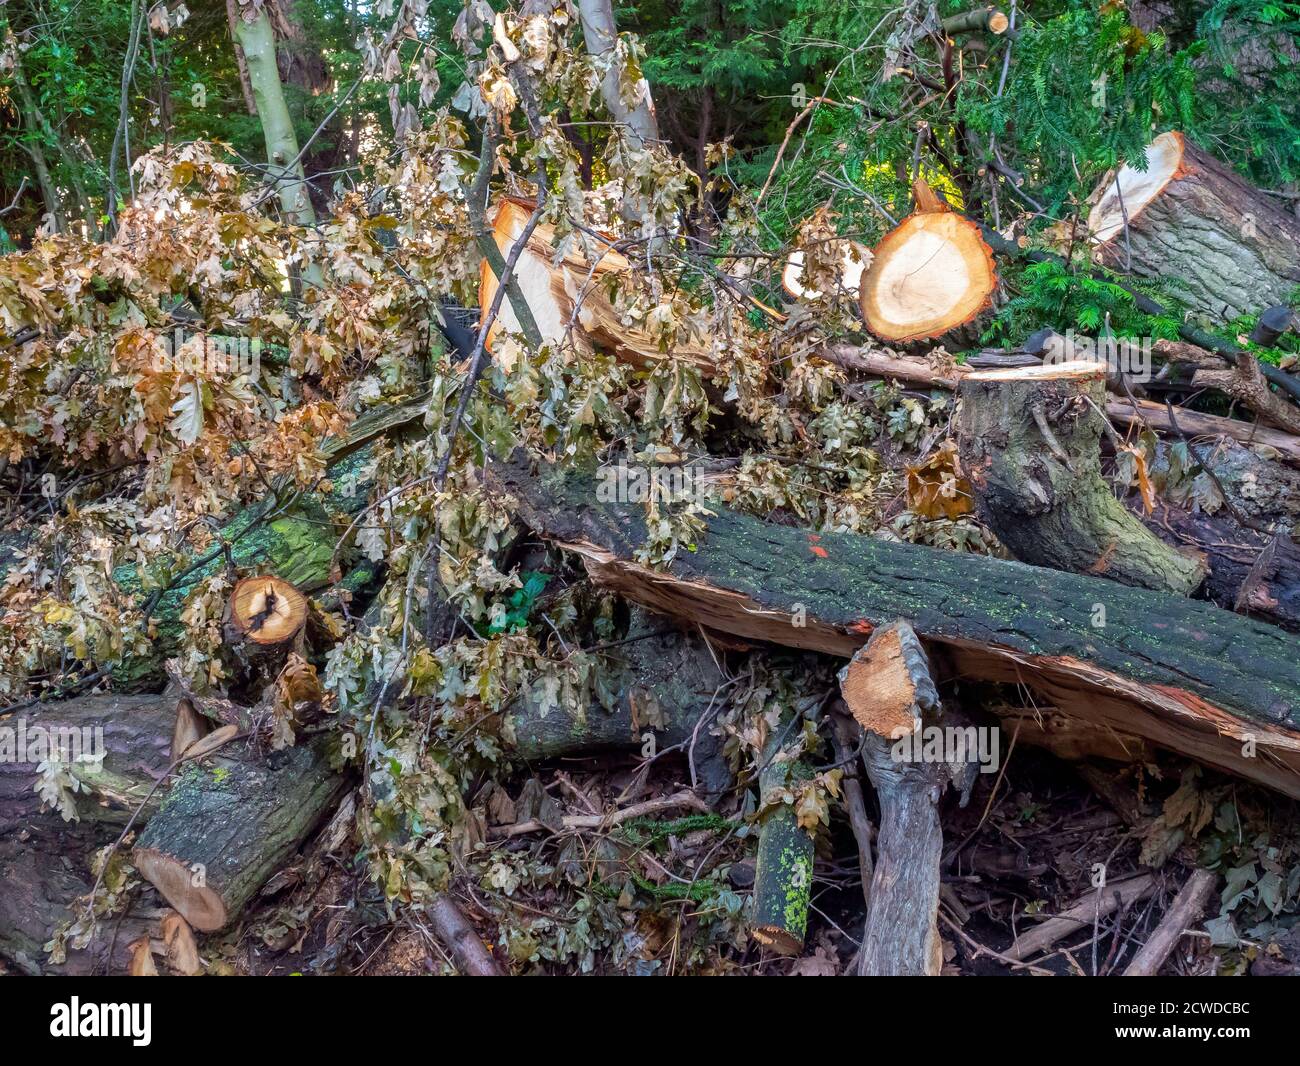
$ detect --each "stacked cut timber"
[1087,131,1300,319]
[481,197,710,368]
[491,453,1300,798]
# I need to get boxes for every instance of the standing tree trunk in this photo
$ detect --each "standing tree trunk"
[232,0,322,289]
[576,0,662,242]
[577,0,660,149]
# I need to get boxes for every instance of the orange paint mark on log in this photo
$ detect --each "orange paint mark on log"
[849,620,875,635]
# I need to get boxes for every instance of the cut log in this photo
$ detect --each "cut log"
[1086,132,1300,319]
[490,453,1300,798]
[0,693,175,836]
[859,180,997,343]
[953,361,1300,629]
[956,361,1208,594]
[750,711,814,956]
[842,622,963,976]
[133,739,347,931]
[1251,305,1297,348]
[225,575,307,649]
[109,438,381,688]
[0,825,160,975]
[941,7,1010,35]
[481,197,710,368]
[782,241,873,302]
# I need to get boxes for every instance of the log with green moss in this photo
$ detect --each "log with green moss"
[489,452,1300,798]
[133,739,347,931]
[750,718,814,956]
[110,396,428,687]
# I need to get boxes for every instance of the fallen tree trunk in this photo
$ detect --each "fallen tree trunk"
[1143,504,1300,631]
[0,693,175,836]
[133,739,347,931]
[957,362,1207,594]
[490,453,1300,797]
[0,825,160,975]
[1086,132,1300,319]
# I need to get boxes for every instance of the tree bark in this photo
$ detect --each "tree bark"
[490,453,1300,798]
[504,609,733,800]
[843,622,958,976]
[956,362,1208,594]
[750,710,814,956]
[0,825,159,975]
[1087,132,1300,319]
[133,739,347,931]
[0,693,175,837]
[233,1,321,292]
[577,0,660,149]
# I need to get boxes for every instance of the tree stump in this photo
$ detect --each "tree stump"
[956,361,1207,594]
[841,621,971,976]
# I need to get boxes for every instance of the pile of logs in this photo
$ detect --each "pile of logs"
[4,122,1300,977]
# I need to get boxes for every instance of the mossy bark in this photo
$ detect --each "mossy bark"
[491,454,1300,797]
[957,367,1207,595]
[110,445,376,688]
[750,719,814,956]
[133,739,347,931]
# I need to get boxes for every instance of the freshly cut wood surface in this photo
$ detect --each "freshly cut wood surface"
[228,575,307,646]
[782,241,872,300]
[481,197,709,367]
[1087,131,1300,318]
[859,182,997,342]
